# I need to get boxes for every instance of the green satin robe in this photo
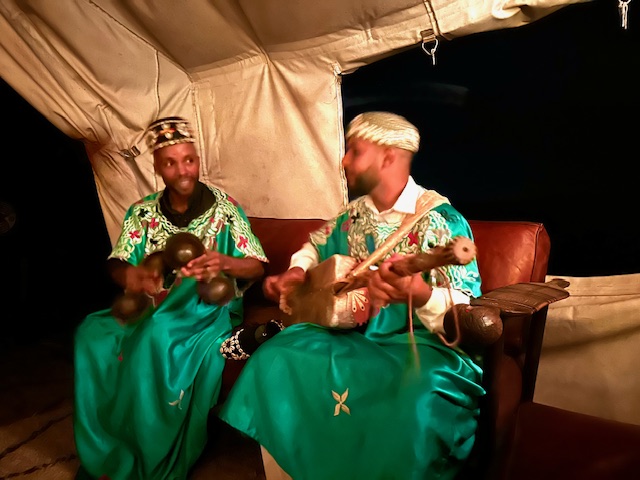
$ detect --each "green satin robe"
[220,198,484,480]
[74,186,266,480]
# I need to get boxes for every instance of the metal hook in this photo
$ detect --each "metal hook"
[619,0,631,30]
[421,38,439,66]
[119,146,140,160]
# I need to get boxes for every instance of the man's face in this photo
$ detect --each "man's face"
[341,137,384,199]
[154,142,200,197]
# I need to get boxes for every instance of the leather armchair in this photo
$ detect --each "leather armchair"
[221,218,640,479]
[458,220,640,480]
[455,220,567,478]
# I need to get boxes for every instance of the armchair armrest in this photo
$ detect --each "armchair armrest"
[443,280,570,351]
[471,278,571,407]
[470,278,570,315]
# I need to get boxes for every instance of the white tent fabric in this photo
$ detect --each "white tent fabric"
[0,0,587,243]
[535,273,640,426]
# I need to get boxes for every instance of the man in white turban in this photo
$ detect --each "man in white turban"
[221,111,484,480]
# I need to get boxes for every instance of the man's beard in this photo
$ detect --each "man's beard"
[347,169,378,200]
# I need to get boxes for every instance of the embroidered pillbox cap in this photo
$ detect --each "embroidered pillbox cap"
[346,111,420,153]
[145,116,195,152]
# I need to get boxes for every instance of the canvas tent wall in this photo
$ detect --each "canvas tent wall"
[0,0,587,244]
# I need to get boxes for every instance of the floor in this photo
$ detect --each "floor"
[0,333,265,480]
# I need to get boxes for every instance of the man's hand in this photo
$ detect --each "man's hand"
[181,250,265,283]
[367,254,432,311]
[263,267,306,312]
[124,265,163,296]
[181,251,226,281]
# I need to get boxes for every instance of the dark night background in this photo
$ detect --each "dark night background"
[343,0,639,274]
[1,0,638,344]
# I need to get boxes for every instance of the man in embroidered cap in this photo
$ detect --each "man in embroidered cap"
[220,111,484,480]
[73,116,270,479]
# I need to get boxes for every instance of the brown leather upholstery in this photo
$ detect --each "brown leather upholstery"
[507,402,640,480]
[247,218,326,279]
[245,217,550,296]
[468,220,550,293]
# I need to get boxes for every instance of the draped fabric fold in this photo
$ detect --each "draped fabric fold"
[0,0,588,243]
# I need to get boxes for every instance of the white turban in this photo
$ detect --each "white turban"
[346,111,420,153]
